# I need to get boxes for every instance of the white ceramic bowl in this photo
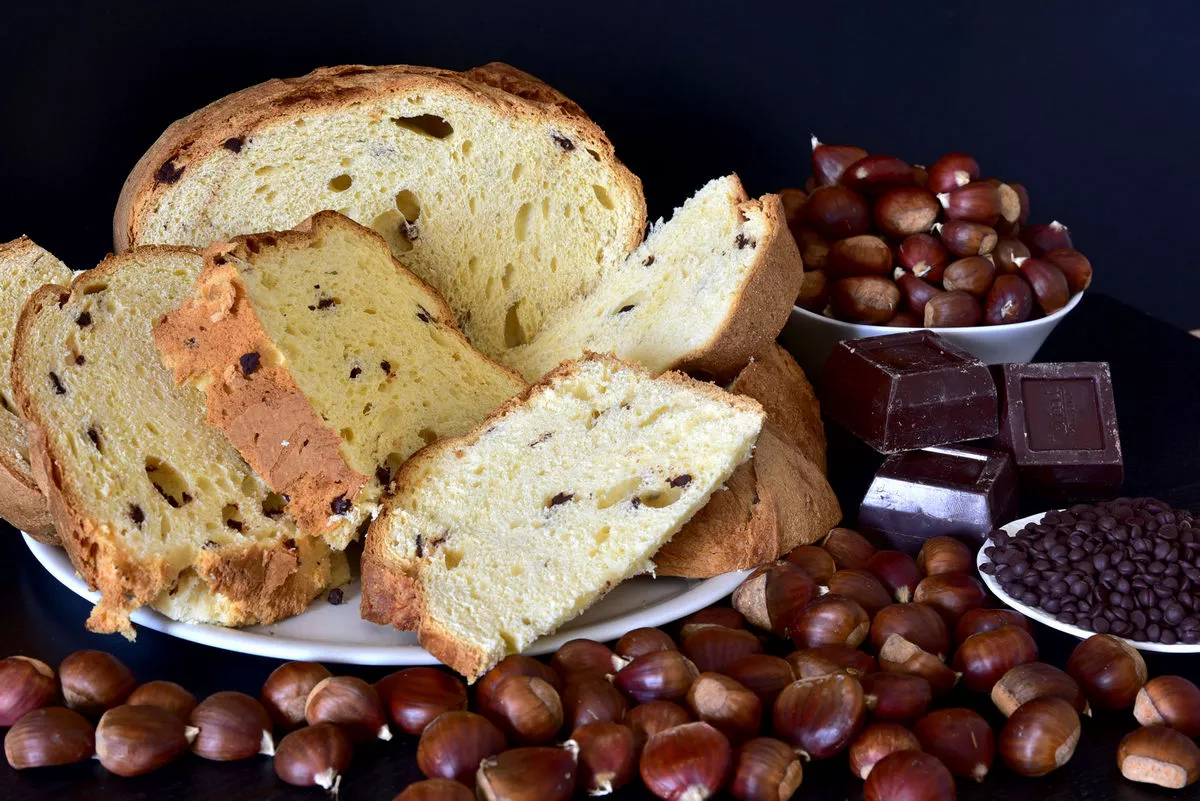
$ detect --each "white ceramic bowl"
[779,291,1083,379]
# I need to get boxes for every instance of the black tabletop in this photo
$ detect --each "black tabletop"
[1,292,1197,800]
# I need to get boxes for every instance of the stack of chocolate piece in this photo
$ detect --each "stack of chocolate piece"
[820,330,1123,553]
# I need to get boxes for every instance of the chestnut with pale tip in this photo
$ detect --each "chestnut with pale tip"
[830,276,900,324]
[788,595,870,650]
[786,645,876,679]
[841,154,917,196]
[877,635,961,696]
[1133,676,1200,737]
[924,290,981,328]
[810,137,868,186]
[849,722,921,780]
[730,737,803,801]
[825,569,893,617]
[914,708,994,782]
[392,778,474,801]
[863,750,956,801]
[954,608,1033,645]
[59,650,136,718]
[992,662,1089,718]
[551,639,630,685]
[731,561,817,635]
[615,628,678,660]
[772,672,866,760]
[686,673,762,743]
[4,707,95,769]
[474,656,560,715]
[677,607,745,641]
[869,603,950,658]
[823,528,875,570]
[915,537,973,577]
[984,274,1035,325]
[861,673,933,723]
[615,650,701,704]
[1020,220,1072,256]
[480,674,562,745]
[784,545,836,584]
[926,152,980,194]
[416,711,506,786]
[938,183,1002,226]
[274,723,352,795]
[896,274,942,318]
[912,573,986,626]
[937,220,997,257]
[1019,258,1071,314]
[0,656,57,726]
[96,704,198,777]
[189,690,275,760]
[569,721,637,795]
[1065,633,1148,710]
[874,187,940,239]
[952,626,1039,693]
[261,661,332,729]
[127,680,197,722]
[476,743,578,801]
[942,257,996,298]
[305,676,391,743]
[628,701,691,751]
[991,237,1032,274]
[640,721,732,801]
[896,233,950,283]
[998,697,1081,777]
[679,626,763,675]
[826,235,893,279]
[377,667,468,736]
[562,678,629,731]
[1117,725,1200,789]
[865,551,923,604]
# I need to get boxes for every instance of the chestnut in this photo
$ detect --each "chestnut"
[722,654,797,707]
[986,273,1032,324]
[914,708,994,781]
[810,138,868,186]
[991,181,1023,227]
[190,690,275,760]
[877,635,960,696]
[416,711,506,786]
[377,667,467,736]
[912,573,986,626]
[841,154,917,196]
[772,672,865,760]
[991,236,1032,274]
[1019,220,1072,256]
[1065,633,1148,710]
[551,639,629,685]
[788,595,869,650]
[863,750,956,801]
[823,528,875,570]
[476,744,578,801]
[784,545,836,584]
[992,662,1089,718]
[794,228,831,275]
[1019,258,1070,314]
[824,569,892,617]
[869,603,949,659]
[59,650,136,717]
[1011,183,1031,225]
[393,779,474,801]
[0,656,57,726]
[861,673,932,723]
[680,626,763,675]
[261,661,332,729]
[937,219,997,257]
[952,625,1039,693]
[730,736,803,801]
[896,273,942,318]
[4,707,94,769]
[849,722,921,780]
[865,551,922,604]
[1117,725,1200,789]
[999,697,1080,777]
[640,721,732,801]
[786,645,877,679]
[562,677,629,730]
[1134,675,1200,737]
[942,256,996,298]
[686,673,762,743]
[480,674,563,745]
[1043,247,1092,293]
[803,185,871,239]
[938,183,1002,226]
[627,700,691,751]
[779,187,807,230]
[96,704,197,777]
[274,723,353,792]
[615,628,678,660]
[615,650,700,704]
[795,268,829,312]
[732,561,817,635]
[826,235,893,279]
[874,187,939,239]
[569,721,636,795]
[926,152,980,194]
[896,233,950,283]
[915,537,972,577]
[830,276,900,324]
[954,608,1033,645]
[474,655,561,714]
[923,290,981,328]
[127,680,197,722]
[677,607,745,641]
[305,676,391,743]
[886,311,922,327]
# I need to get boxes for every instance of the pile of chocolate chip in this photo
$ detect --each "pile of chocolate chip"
[982,498,1200,645]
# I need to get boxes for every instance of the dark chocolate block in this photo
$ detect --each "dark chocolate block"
[821,330,999,453]
[991,362,1123,502]
[858,444,1018,553]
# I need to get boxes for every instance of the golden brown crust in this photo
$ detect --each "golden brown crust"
[674,192,805,382]
[730,343,827,473]
[115,63,645,257]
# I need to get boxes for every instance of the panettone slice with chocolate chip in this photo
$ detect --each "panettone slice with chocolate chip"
[11,247,347,637]
[504,175,803,383]
[360,353,764,681]
[0,237,73,542]
[154,212,526,546]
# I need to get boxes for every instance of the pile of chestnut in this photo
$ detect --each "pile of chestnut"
[4,528,1200,799]
[787,139,1093,327]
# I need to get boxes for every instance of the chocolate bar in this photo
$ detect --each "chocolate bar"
[821,330,999,453]
[858,444,1018,553]
[991,362,1123,502]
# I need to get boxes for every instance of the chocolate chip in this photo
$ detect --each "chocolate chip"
[350,367,362,379]
[49,372,65,395]
[156,159,184,184]
[317,297,337,310]
[129,504,145,526]
[328,588,344,605]
[239,352,261,376]
[87,427,101,449]
[617,305,636,314]
[735,233,750,249]
[376,465,392,485]
[184,337,198,349]
[222,137,245,153]
[416,305,433,323]
[642,255,655,266]
[551,133,575,151]
[283,538,297,551]
[549,492,574,507]
[380,361,392,374]
[226,519,243,532]
[75,355,86,366]
[415,534,424,558]
[75,312,92,327]
[669,474,692,488]
[330,495,352,515]
[631,497,642,509]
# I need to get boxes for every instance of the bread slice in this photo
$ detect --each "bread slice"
[115,63,645,361]
[0,238,73,542]
[653,345,840,578]
[154,212,526,545]
[12,247,347,636]
[503,176,804,382]
[360,354,764,679]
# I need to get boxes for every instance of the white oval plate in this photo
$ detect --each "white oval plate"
[24,534,750,665]
[977,511,1200,653]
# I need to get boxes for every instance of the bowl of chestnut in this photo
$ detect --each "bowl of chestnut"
[779,140,1091,377]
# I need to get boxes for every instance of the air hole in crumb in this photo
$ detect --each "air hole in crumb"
[82,283,108,295]
[594,526,611,545]
[597,476,642,509]
[87,427,102,451]
[339,427,355,444]
[328,174,352,192]
[592,185,613,209]
[418,429,438,446]
[371,210,414,255]
[444,548,464,569]
[461,140,473,156]
[612,292,646,316]
[511,163,524,182]
[395,189,421,221]
[499,631,519,651]
[145,457,193,508]
[392,114,454,138]
[262,493,288,517]
[586,148,601,161]
[639,486,684,508]
[503,302,530,348]
[501,263,516,292]
[222,503,244,531]
[514,203,532,241]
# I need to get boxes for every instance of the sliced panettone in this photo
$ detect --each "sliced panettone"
[729,344,827,473]
[116,63,646,361]
[12,247,347,637]
[0,237,73,542]
[503,175,804,382]
[154,212,526,545]
[360,354,764,680]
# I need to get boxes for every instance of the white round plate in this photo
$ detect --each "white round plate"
[24,534,750,665]
[977,511,1200,653]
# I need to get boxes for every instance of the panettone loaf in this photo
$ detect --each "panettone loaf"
[12,247,347,636]
[116,63,645,360]
[360,354,764,680]
[0,237,73,541]
[730,344,827,473]
[154,212,526,545]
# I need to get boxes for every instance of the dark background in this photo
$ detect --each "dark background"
[3,2,1200,799]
